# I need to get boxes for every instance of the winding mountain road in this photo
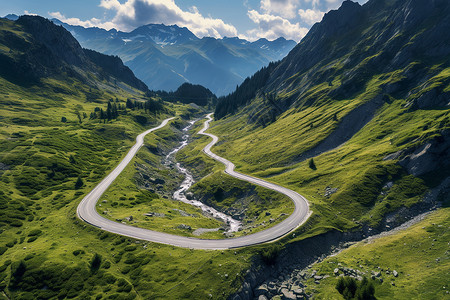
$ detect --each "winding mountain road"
[77,114,310,250]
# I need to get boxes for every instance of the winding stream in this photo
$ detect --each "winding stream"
[163,120,242,232]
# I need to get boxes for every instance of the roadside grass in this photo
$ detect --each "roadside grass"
[303,207,450,300]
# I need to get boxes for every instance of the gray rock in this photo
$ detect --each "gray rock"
[393,270,398,277]
[254,285,268,297]
[281,288,296,300]
[258,296,268,300]
[144,212,165,218]
[293,288,304,295]
[177,224,192,230]
[334,268,340,275]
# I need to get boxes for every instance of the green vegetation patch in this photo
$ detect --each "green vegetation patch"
[303,208,450,299]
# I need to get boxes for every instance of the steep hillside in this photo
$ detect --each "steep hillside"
[208,0,449,233]
[216,0,449,119]
[50,20,296,95]
[0,16,148,91]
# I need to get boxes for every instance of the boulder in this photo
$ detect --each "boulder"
[280,288,296,300]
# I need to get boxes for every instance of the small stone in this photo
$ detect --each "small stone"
[334,268,339,275]
[393,270,398,277]
[293,288,303,295]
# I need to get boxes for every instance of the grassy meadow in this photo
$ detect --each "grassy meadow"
[302,208,449,300]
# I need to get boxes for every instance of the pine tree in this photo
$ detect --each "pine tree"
[308,158,317,170]
[75,176,84,189]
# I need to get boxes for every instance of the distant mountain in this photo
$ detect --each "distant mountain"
[51,20,297,95]
[4,14,18,21]
[0,15,147,91]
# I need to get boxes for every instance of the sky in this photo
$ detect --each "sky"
[1,0,367,42]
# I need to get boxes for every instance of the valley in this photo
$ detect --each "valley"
[0,0,449,299]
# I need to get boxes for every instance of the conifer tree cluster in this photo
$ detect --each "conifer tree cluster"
[214,61,278,119]
[89,98,163,122]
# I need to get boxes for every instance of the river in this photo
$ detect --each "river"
[163,120,241,233]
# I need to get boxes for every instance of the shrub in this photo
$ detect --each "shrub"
[90,253,102,272]
[260,244,282,265]
[28,229,42,236]
[75,176,84,189]
[336,276,375,300]
[72,249,85,256]
[27,236,38,243]
[0,247,7,255]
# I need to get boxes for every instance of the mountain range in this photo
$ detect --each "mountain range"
[11,16,295,96]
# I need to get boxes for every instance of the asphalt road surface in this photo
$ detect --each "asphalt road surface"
[77,114,310,250]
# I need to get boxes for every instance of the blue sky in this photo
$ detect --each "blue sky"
[1,0,367,42]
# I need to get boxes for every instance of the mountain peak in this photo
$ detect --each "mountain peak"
[3,14,19,21]
[130,23,198,45]
[320,0,363,32]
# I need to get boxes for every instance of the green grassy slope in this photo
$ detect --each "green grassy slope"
[303,208,449,300]
[208,80,449,234]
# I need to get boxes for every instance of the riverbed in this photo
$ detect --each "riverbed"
[163,120,241,233]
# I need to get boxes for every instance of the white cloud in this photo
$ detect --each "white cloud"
[98,0,238,38]
[303,0,321,9]
[24,10,38,16]
[49,11,116,30]
[260,0,299,19]
[298,8,324,25]
[243,10,308,42]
